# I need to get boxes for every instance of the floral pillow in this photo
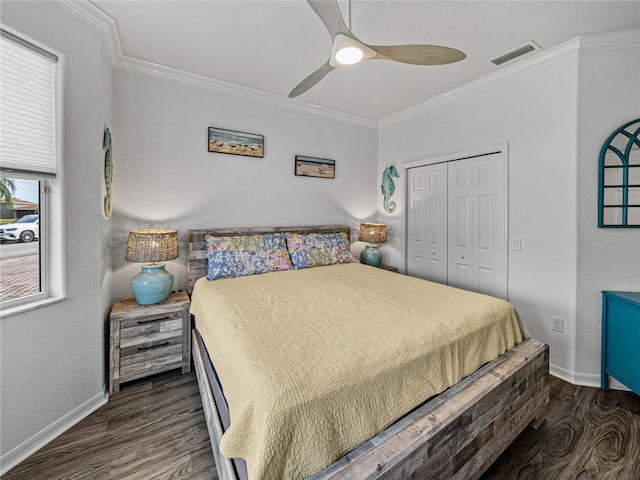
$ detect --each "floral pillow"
[285,232,358,270]
[206,233,292,281]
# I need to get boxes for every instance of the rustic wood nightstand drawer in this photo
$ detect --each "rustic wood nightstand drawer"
[120,344,183,384]
[120,327,182,360]
[122,341,182,364]
[109,291,191,394]
[120,326,182,353]
[120,314,183,343]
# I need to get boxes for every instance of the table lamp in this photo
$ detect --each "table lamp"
[125,229,179,305]
[358,222,386,267]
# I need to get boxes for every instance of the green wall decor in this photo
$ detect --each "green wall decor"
[381,165,399,214]
[598,119,640,228]
[103,128,113,218]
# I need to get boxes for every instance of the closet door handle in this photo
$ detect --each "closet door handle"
[460,255,465,259]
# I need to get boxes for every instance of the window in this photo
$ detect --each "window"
[0,29,58,309]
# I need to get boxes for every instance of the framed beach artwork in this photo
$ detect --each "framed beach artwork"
[294,155,335,179]
[208,127,264,158]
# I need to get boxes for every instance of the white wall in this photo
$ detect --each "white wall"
[110,68,379,301]
[101,25,115,380]
[575,32,640,383]
[0,1,113,471]
[378,41,580,373]
[378,30,639,382]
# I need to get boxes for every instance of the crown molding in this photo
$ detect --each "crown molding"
[380,28,640,129]
[55,0,122,65]
[56,0,377,129]
[114,55,378,129]
[379,36,581,129]
[579,28,640,54]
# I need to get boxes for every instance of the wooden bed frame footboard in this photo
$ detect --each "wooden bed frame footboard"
[192,330,237,480]
[310,337,549,480]
[192,331,548,480]
[187,226,550,480]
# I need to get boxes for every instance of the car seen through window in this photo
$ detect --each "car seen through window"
[0,214,39,243]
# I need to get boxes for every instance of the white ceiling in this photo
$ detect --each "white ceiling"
[91,0,640,121]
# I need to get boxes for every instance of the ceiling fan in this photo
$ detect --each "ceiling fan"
[289,0,467,98]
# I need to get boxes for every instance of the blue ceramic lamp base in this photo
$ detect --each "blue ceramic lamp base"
[360,244,383,267]
[131,264,174,305]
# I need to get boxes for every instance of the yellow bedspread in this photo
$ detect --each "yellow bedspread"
[190,263,522,480]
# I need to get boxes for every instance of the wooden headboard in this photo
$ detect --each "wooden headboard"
[187,225,351,295]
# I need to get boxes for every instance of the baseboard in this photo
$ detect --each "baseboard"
[549,363,631,392]
[0,390,108,476]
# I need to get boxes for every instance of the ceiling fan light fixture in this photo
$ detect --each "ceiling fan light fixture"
[330,34,376,67]
[290,0,467,98]
[335,46,363,65]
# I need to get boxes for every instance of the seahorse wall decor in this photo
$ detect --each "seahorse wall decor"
[381,165,399,214]
[103,128,113,218]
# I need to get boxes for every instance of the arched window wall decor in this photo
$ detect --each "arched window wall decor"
[598,119,640,228]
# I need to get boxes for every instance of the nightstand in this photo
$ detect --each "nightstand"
[109,290,191,394]
[379,265,399,273]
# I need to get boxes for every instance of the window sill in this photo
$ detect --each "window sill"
[0,295,66,319]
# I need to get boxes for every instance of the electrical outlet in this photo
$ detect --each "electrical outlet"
[513,237,522,250]
[552,316,563,333]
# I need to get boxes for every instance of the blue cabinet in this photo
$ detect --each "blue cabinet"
[601,291,640,394]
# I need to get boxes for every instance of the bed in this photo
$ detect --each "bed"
[187,225,549,480]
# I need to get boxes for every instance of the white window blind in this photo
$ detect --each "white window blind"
[0,30,57,177]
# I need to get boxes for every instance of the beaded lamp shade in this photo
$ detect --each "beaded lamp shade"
[358,223,387,244]
[125,229,179,263]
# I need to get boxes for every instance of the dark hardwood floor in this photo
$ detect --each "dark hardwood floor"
[2,371,216,480]
[2,372,638,480]
[481,375,640,480]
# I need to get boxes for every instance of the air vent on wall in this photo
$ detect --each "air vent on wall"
[490,41,540,66]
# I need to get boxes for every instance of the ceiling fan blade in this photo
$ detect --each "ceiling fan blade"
[307,0,350,40]
[289,60,335,98]
[370,44,466,65]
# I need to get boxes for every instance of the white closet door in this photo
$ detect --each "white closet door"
[407,163,448,283]
[448,154,507,299]
[448,160,474,291]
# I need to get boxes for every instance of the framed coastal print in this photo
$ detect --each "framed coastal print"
[295,155,335,179]
[208,127,264,158]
